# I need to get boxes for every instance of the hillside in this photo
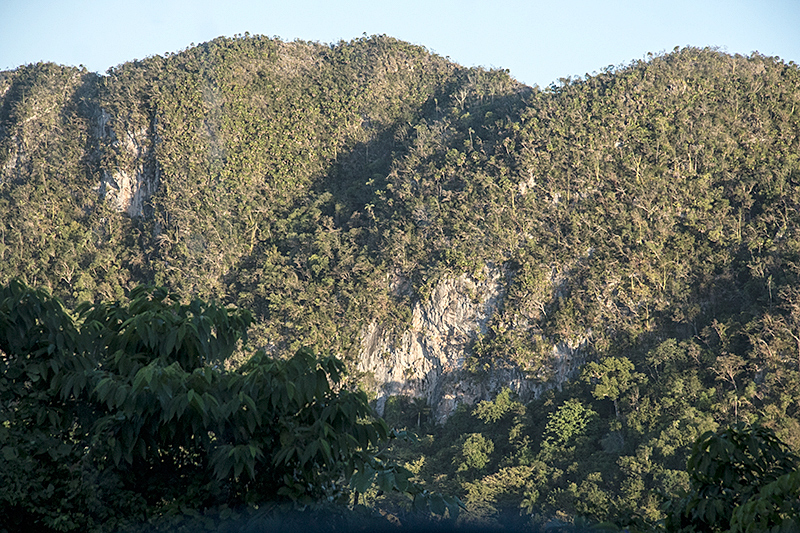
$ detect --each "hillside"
[2,34,800,527]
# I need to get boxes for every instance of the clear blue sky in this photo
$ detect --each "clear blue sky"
[1,0,798,88]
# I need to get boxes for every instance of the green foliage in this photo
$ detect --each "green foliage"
[383,395,431,429]
[0,280,95,531]
[4,35,800,530]
[540,399,598,454]
[474,387,519,423]
[665,424,800,532]
[456,433,495,473]
[582,357,647,419]
[729,470,800,532]
[0,281,458,532]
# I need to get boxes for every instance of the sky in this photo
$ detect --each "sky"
[0,0,798,88]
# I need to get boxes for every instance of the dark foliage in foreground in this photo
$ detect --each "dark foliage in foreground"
[0,281,459,532]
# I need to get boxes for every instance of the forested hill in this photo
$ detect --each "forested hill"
[2,33,800,527]
[0,34,527,354]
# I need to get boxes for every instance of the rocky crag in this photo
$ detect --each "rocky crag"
[358,266,586,421]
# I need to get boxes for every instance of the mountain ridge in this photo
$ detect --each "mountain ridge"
[2,34,800,524]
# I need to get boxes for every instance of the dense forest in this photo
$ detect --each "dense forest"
[2,34,800,531]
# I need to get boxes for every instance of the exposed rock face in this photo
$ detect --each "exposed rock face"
[95,109,159,218]
[358,265,587,422]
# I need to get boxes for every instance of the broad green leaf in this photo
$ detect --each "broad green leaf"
[350,464,376,494]
[428,493,447,515]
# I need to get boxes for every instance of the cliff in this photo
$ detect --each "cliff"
[2,37,800,424]
[358,265,586,421]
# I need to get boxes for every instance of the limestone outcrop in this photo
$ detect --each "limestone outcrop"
[96,109,159,218]
[358,265,587,421]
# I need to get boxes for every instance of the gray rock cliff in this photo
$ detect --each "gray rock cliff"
[357,265,587,422]
[95,109,159,218]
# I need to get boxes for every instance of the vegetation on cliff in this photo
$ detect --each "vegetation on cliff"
[2,34,800,530]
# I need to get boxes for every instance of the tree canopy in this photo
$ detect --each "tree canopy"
[0,280,459,532]
[2,34,800,531]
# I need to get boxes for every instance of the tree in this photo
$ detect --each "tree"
[0,280,94,531]
[582,356,646,420]
[540,399,598,455]
[665,423,800,532]
[0,281,459,532]
[729,470,800,532]
[456,433,495,473]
